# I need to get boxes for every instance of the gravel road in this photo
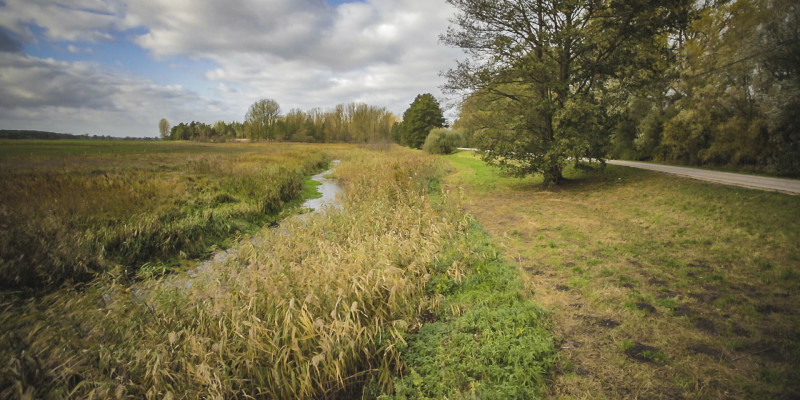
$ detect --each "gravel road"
[606,160,800,195]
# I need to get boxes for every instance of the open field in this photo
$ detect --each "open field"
[1,144,555,398]
[0,140,330,289]
[444,150,800,399]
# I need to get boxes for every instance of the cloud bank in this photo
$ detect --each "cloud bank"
[0,0,462,137]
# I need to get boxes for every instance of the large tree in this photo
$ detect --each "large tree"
[245,98,281,141]
[443,0,691,184]
[401,93,446,149]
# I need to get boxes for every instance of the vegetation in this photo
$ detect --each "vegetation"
[444,150,800,398]
[609,0,800,176]
[449,0,799,179]
[0,140,329,289]
[443,0,691,184]
[0,144,555,398]
[422,128,464,155]
[387,221,555,399]
[245,98,282,141]
[167,101,398,143]
[398,93,446,149]
[159,118,170,140]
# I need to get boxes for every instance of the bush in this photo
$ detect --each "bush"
[422,128,465,154]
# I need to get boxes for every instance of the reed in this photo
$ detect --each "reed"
[1,145,483,398]
[0,142,329,289]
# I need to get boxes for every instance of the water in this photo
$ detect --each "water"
[301,159,342,212]
[120,160,344,297]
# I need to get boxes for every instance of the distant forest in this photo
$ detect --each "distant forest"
[0,130,157,141]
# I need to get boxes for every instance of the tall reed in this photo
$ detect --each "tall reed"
[0,143,328,288]
[1,145,474,398]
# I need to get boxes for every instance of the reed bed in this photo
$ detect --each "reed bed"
[1,145,484,398]
[0,142,328,289]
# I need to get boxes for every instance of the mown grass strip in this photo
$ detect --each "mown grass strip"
[384,184,556,399]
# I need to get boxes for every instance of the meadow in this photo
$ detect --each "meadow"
[444,150,800,399]
[0,142,554,398]
[0,141,329,289]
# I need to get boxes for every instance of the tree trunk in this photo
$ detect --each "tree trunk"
[543,163,563,186]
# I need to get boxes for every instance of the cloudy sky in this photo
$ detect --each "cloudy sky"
[0,0,463,137]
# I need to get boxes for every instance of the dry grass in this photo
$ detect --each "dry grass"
[0,141,329,289]
[444,150,800,399]
[0,144,479,398]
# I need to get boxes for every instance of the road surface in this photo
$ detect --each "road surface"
[455,149,800,195]
[606,160,800,195]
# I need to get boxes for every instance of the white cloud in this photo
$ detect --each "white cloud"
[0,0,131,43]
[0,52,232,137]
[0,0,464,136]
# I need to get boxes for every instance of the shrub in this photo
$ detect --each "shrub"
[422,128,465,154]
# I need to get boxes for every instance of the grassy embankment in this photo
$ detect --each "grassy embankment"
[1,144,555,398]
[444,150,800,399]
[0,140,330,289]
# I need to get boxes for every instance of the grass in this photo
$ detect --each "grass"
[0,140,331,289]
[1,144,557,399]
[385,218,555,399]
[443,150,800,399]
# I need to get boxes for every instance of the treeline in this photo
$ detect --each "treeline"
[455,0,799,177]
[166,101,398,143]
[0,130,157,141]
[608,0,799,175]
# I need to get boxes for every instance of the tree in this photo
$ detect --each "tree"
[159,118,170,140]
[401,93,445,149]
[443,0,691,184]
[245,99,281,141]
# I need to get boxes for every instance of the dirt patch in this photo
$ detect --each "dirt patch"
[688,343,725,359]
[555,284,570,291]
[621,282,635,289]
[624,342,665,363]
[657,291,679,298]
[756,303,790,315]
[648,278,668,287]
[599,318,621,328]
[688,291,719,304]
[693,317,718,336]
[673,305,697,317]
[730,324,750,337]
[522,266,544,275]
[635,302,657,313]
[688,261,711,269]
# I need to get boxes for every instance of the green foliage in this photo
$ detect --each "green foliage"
[422,128,465,154]
[400,94,446,149]
[444,0,692,184]
[607,0,800,176]
[387,224,555,399]
[245,98,281,141]
[170,102,398,144]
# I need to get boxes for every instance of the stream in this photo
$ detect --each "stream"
[121,160,343,297]
[301,159,342,212]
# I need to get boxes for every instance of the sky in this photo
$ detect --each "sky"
[0,0,464,137]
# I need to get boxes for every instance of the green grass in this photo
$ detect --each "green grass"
[385,221,555,399]
[442,150,800,399]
